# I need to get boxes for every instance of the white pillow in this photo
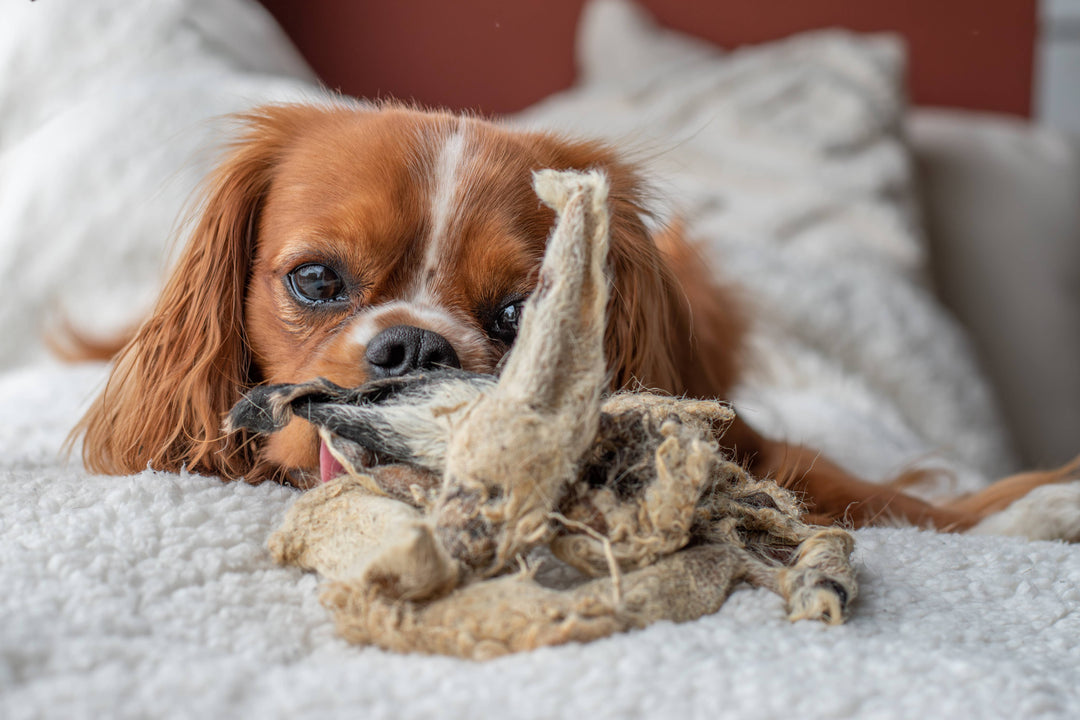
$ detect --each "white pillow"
[0,0,323,367]
[910,109,1080,468]
[517,0,1018,487]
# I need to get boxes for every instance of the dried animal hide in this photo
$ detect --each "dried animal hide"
[228,169,857,660]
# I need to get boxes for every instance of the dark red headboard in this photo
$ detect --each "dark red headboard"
[259,0,1036,117]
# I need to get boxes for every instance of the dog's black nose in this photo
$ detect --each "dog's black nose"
[365,325,461,378]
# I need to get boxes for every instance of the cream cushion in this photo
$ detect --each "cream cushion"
[909,110,1080,466]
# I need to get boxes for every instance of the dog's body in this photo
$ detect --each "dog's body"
[76,103,1076,533]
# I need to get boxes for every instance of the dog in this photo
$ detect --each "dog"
[73,102,1077,533]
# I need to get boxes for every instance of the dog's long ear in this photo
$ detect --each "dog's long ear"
[74,107,309,482]
[602,170,746,400]
[650,219,747,400]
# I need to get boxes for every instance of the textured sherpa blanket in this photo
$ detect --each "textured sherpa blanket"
[3,365,1080,719]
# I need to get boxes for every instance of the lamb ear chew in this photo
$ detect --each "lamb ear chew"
[496,169,612,409]
[252,169,858,659]
[433,169,614,576]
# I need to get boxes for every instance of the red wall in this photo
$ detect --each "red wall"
[259,0,1036,117]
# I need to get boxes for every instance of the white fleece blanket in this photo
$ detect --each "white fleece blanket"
[3,364,1080,719]
[2,1,1079,718]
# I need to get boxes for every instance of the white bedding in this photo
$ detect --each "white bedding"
[2,2,1078,718]
[3,364,1080,719]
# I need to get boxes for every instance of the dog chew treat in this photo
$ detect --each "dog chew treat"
[431,169,613,578]
[228,169,857,660]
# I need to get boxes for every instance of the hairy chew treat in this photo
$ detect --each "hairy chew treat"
[228,170,857,659]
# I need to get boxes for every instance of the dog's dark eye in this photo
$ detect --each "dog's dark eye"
[288,263,346,304]
[491,299,525,344]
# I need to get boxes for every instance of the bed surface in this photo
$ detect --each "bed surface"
[3,364,1079,717]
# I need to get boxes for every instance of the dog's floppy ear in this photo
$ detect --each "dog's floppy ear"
[601,166,746,400]
[649,219,747,400]
[75,106,311,482]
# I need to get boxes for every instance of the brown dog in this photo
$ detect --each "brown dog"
[74,103,1078,533]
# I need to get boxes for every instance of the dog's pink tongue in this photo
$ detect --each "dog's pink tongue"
[319,440,345,484]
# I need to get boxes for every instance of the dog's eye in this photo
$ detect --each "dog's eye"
[288,263,346,304]
[491,299,525,344]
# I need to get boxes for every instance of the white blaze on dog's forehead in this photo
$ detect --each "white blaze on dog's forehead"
[348,311,385,348]
[418,120,469,297]
[349,301,462,343]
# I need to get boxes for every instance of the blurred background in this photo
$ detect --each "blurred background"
[258,0,1080,131]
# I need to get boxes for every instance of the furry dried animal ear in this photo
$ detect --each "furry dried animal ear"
[254,169,856,659]
[74,107,312,482]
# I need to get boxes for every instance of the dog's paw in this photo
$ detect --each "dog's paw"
[969,481,1080,542]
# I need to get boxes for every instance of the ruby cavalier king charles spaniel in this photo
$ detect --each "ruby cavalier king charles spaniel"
[75,103,1074,532]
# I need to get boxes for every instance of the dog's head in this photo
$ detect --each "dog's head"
[78,103,743,485]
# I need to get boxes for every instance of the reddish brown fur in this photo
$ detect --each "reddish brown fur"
[75,103,1073,528]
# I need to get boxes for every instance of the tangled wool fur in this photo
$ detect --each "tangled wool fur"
[229,170,857,659]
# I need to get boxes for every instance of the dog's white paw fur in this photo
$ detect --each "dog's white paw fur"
[968,481,1080,542]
